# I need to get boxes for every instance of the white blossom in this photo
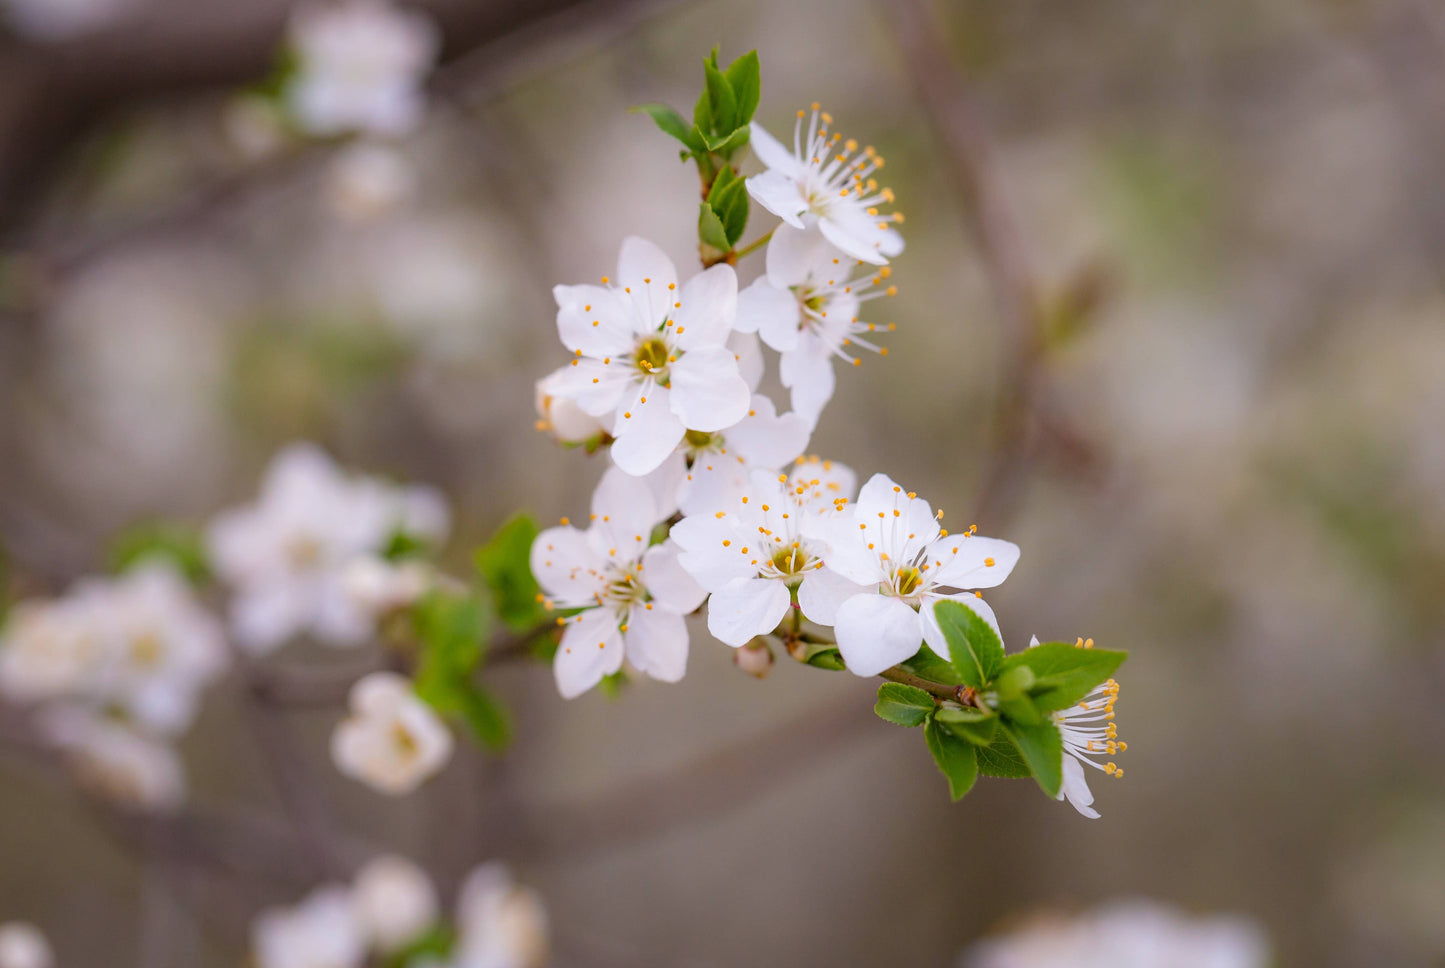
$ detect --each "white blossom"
[41,709,186,813]
[964,900,1270,968]
[331,672,453,794]
[0,596,105,704]
[671,458,857,647]
[530,467,705,698]
[253,886,366,968]
[352,855,438,953]
[340,556,444,617]
[736,223,897,423]
[285,0,439,138]
[534,370,608,445]
[208,443,449,653]
[544,237,752,476]
[746,105,904,265]
[1031,637,1127,819]
[0,923,53,968]
[453,863,549,968]
[813,473,1019,677]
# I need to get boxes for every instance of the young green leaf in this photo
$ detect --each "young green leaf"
[631,103,704,155]
[475,514,544,631]
[1003,720,1065,798]
[932,599,1004,689]
[933,706,997,745]
[804,648,847,671]
[708,125,751,160]
[975,733,1032,778]
[899,646,964,686]
[723,50,760,126]
[1000,642,1127,712]
[702,58,737,135]
[924,719,979,801]
[698,202,730,252]
[875,682,935,726]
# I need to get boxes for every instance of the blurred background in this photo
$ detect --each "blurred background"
[2,0,1445,965]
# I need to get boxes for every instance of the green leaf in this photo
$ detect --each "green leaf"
[933,706,997,745]
[874,683,935,727]
[475,514,544,631]
[975,734,1032,778]
[924,719,979,801]
[702,58,737,134]
[723,50,760,126]
[1003,720,1065,797]
[598,670,629,699]
[107,522,210,584]
[706,125,751,158]
[932,599,1004,689]
[631,103,705,154]
[380,925,454,968]
[412,591,490,674]
[1001,642,1127,712]
[720,181,749,246]
[456,685,510,750]
[698,202,730,252]
[804,648,847,671]
[899,646,964,686]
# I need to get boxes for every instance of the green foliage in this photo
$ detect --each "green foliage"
[932,600,1004,689]
[924,719,978,801]
[412,591,511,751]
[1000,642,1126,712]
[107,522,210,584]
[475,514,545,632]
[599,670,629,699]
[899,646,964,686]
[1003,720,1064,798]
[974,733,1032,779]
[380,926,454,968]
[932,706,997,745]
[874,683,935,727]
[632,47,760,258]
[994,664,1042,725]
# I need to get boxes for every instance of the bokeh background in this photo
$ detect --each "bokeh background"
[3,0,1445,965]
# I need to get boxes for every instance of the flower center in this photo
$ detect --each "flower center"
[129,633,164,668]
[770,546,806,577]
[286,534,323,569]
[894,566,923,597]
[634,336,670,377]
[684,430,717,449]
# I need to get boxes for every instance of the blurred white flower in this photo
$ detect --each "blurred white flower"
[671,461,856,647]
[1,0,131,42]
[735,223,897,423]
[331,672,452,794]
[0,597,105,704]
[746,105,904,265]
[41,709,186,813]
[816,474,1019,677]
[530,467,705,698]
[324,143,417,221]
[254,886,365,968]
[454,863,549,968]
[340,556,438,617]
[352,855,438,953]
[285,0,439,138]
[546,237,751,475]
[208,444,449,653]
[964,900,1270,968]
[0,922,53,968]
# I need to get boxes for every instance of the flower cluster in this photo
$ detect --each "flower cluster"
[331,671,453,794]
[532,54,1128,813]
[963,900,1270,968]
[208,443,450,654]
[253,855,547,968]
[0,562,227,811]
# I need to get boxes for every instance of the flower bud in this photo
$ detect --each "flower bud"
[534,376,606,444]
[734,641,774,679]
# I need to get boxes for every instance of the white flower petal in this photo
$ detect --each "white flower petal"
[735,278,799,353]
[542,358,631,417]
[818,206,904,266]
[746,170,808,227]
[779,344,835,426]
[623,606,689,683]
[609,382,685,475]
[589,464,660,559]
[530,525,607,605]
[927,535,1020,590]
[727,330,764,393]
[747,121,802,177]
[832,594,923,677]
[668,345,751,432]
[616,236,679,297]
[673,263,738,351]
[796,567,868,626]
[640,542,707,613]
[1059,753,1100,818]
[706,577,791,647]
[553,609,624,699]
[725,394,811,469]
[765,222,846,288]
[555,287,634,357]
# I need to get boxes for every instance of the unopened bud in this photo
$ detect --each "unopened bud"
[734,641,774,679]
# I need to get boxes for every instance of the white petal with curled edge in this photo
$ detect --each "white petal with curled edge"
[673,263,738,351]
[553,608,625,699]
[623,606,689,683]
[609,382,686,476]
[796,567,868,626]
[746,170,808,227]
[927,535,1020,590]
[818,205,904,266]
[832,594,923,677]
[668,345,751,432]
[747,121,802,176]
[765,222,845,289]
[543,358,631,417]
[1059,754,1100,818]
[736,278,799,352]
[641,542,707,613]
[919,592,1002,663]
[707,577,791,647]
